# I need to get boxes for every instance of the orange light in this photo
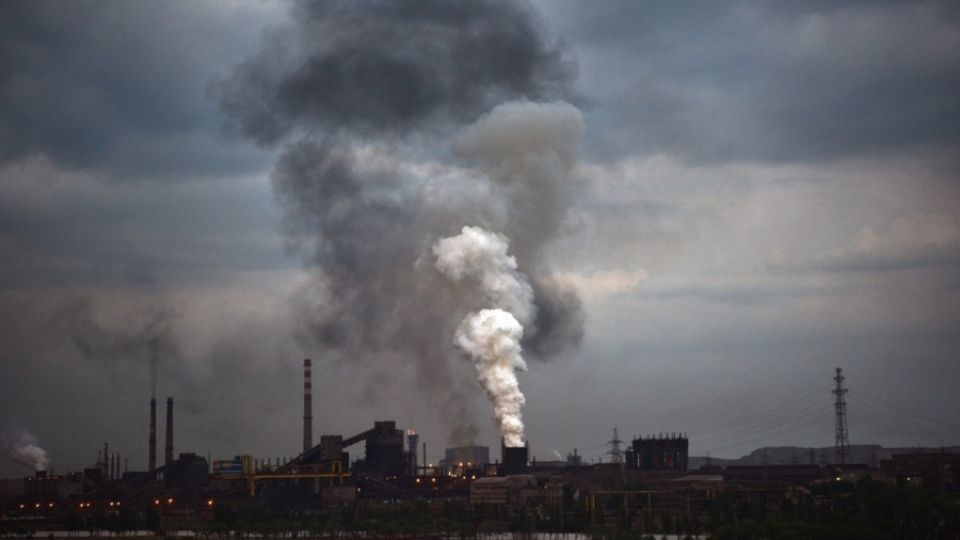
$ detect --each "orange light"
[167,497,174,505]
[18,504,25,509]
[206,499,214,507]
[48,502,54,508]
[154,499,160,506]
[34,503,41,509]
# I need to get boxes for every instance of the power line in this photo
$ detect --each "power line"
[850,386,960,431]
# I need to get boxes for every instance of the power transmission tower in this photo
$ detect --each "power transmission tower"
[833,367,850,465]
[607,428,623,464]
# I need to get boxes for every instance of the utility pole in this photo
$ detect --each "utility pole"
[833,367,850,465]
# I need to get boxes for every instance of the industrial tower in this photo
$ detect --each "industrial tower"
[303,359,313,454]
[833,367,849,465]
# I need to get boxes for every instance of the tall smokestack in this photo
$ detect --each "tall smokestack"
[303,359,312,454]
[407,431,419,473]
[149,398,157,472]
[164,397,174,466]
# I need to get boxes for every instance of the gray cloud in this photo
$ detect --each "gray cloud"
[541,0,960,163]
[0,0,275,176]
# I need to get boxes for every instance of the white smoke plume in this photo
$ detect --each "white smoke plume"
[454,309,527,447]
[433,226,535,325]
[6,431,50,472]
[434,226,534,447]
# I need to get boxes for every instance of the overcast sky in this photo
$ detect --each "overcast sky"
[2,0,959,477]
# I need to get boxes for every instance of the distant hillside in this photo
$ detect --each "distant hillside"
[689,445,960,470]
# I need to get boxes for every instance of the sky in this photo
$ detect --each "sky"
[1,0,958,477]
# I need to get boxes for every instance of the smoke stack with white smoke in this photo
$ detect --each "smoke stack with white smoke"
[6,431,50,472]
[434,226,533,447]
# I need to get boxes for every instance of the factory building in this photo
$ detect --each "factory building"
[347,421,406,479]
[881,452,960,492]
[165,453,210,490]
[625,434,689,472]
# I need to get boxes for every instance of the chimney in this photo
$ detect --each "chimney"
[165,397,174,466]
[407,431,419,473]
[303,359,312,454]
[149,398,157,472]
[103,442,109,476]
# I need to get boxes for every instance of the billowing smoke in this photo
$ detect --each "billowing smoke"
[5,431,50,472]
[434,226,534,446]
[217,0,583,443]
[433,226,534,325]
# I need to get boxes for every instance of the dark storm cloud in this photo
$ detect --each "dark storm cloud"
[544,0,960,163]
[216,0,574,145]
[0,0,272,176]
[219,0,582,444]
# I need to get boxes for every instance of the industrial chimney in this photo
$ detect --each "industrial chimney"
[407,430,419,475]
[500,438,529,476]
[149,398,157,472]
[303,359,313,454]
[164,397,174,466]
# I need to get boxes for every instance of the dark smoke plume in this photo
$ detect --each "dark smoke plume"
[216,0,574,146]
[218,0,582,444]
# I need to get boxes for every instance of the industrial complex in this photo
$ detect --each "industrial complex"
[2,362,958,536]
